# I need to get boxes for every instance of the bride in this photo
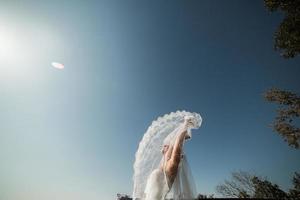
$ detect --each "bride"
[133,111,202,200]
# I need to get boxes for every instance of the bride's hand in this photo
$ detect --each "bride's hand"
[183,116,195,129]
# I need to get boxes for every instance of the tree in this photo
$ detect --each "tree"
[264,88,300,149]
[288,172,300,199]
[264,0,300,58]
[196,193,214,199]
[216,171,255,198]
[116,194,132,200]
[252,176,288,199]
[216,171,289,198]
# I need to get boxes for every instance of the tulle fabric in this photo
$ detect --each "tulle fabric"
[165,155,197,200]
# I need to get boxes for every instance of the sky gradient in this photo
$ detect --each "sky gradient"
[1,0,300,199]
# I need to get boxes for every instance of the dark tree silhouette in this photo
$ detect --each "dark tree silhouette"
[264,88,300,149]
[264,0,300,58]
[289,172,300,199]
[252,176,288,199]
[196,193,214,199]
[116,193,132,200]
[216,171,255,198]
[263,1,300,149]
[216,171,292,198]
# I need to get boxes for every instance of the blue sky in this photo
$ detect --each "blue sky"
[0,0,300,199]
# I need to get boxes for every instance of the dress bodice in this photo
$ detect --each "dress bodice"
[144,155,197,200]
[144,168,169,200]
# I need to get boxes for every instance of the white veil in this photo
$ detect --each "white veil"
[132,110,202,199]
[165,155,198,199]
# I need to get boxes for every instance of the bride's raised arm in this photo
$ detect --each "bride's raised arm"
[166,118,192,176]
[170,129,187,165]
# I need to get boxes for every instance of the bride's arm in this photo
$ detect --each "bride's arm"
[166,119,191,173]
[169,128,187,166]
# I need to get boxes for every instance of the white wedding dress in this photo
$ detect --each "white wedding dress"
[144,168,169,200]
[144,154,197,200]
[132,111,202,200]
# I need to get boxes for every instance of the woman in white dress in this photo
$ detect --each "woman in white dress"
[133,111,202,200]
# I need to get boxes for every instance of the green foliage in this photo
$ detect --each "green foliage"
[264,88,300,149]
[264,0,300,58]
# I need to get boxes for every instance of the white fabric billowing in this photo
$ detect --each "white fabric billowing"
[132,110,202,200]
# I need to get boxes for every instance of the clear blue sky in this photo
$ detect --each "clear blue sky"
[0,0,300,199]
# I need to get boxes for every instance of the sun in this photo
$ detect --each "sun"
[0,26,20,65]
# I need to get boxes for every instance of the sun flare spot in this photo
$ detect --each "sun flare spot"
[52,62,64,69]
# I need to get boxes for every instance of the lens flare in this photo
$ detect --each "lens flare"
[52,62,64,69]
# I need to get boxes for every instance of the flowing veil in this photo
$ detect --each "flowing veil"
[165,155,197,199]
[132,110,202,199]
